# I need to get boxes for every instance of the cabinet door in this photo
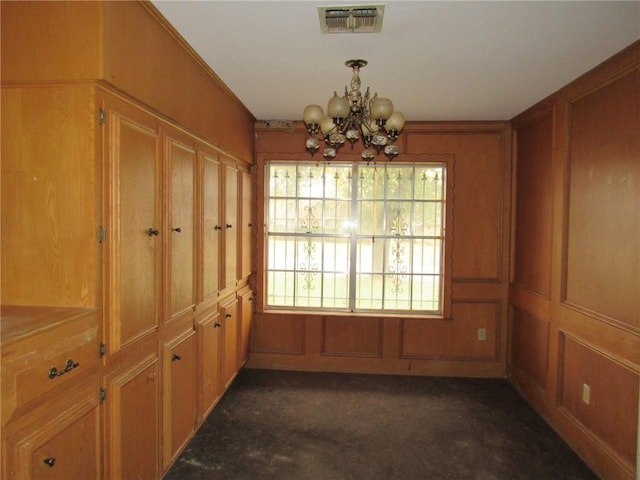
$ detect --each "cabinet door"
[202,153,221,300]
[162,329,196,469]
[6,392,101,480]
[238,287,254,367]
[219,296,239,390]
[104,354,159,480]
[167,135,196,322]
[240,170,253,280]
[223,163,239,290]
[196,311,221,422]
[105,102,161,353]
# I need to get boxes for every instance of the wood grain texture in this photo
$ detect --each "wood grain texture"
[510,41,640,480]
[558,333,638,468]
[406,131,507,282]
[513,113,553,297]
[322,316,383,358]
[565,70,640,329]
[0,1,102,81]
[1,86,99,307]
[509,307,549,390]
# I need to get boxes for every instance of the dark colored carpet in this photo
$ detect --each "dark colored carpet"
[164,368,598,480]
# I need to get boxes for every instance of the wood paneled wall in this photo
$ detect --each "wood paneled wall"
[0,1,255,162]
[248,121,512,378]
[510,41,640,480]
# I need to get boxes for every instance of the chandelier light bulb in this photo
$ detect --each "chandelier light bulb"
[370,97,393,120]
[320,117,336,136]
[303,104,324,126]
[327,93,350,120]
[385,111,405,133]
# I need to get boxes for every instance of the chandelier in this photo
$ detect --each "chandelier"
[303,59,405,160]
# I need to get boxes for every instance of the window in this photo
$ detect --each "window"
[265,162,446,314]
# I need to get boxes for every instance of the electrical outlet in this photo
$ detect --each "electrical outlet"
[477,328,486,341]
[582,383,591,405]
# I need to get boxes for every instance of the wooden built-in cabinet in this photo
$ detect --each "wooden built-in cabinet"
[103,95,162,356]
[165,129,197,325]
[201,151,222,303]
[1,307,102,480]
[219,295,240,390]
[1,87,254,479]
[103,347,159,480]
[240,171,254,281]
[2,2,255,479]
[195,309,222,422]
[161,326,197,469]
[223,162,240,291]
[238,286,255,368]
[100,94,252,477]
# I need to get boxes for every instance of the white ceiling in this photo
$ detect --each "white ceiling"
[151,0,639,122]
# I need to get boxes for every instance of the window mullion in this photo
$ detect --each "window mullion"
[348,164,358,312]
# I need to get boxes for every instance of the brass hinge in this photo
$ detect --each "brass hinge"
[98,108,106,125]
[99,342,106,357]
[99,226,106,243]
[100,387,107,403]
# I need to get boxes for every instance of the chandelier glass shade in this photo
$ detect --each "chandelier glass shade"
[303,59,405,160]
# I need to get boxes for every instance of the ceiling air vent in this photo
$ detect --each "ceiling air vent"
[318,5,384,33]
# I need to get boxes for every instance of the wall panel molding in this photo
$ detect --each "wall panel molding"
[563,69,640,331]
[557,332,639,471]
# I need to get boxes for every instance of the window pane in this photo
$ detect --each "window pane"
[268,271,296,306]
[266,162,445,314]
[413,202,442,236]
[386,167,413,199]
[411,275,440,310]
[355,273,383,309]
[414,167,444,200]
[412,239,441,274]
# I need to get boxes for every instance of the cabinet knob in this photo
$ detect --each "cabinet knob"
[214,225,222,231]
[214,322,221,328]
[226,224,232,229]
[172,354,182,362]
[147,228,160,237]
[43,457,56,467]
[225,313,232,318]
[172,227,182,233]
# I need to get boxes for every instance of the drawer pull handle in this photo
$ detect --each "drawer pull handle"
[172,227,182,233]
[225,313,232,319]
[48,359,79,379]
[43,457,56,467]
[226,224,232,229]
[172,354,182,361]
[214,225,222,231]
[147,228,160,236]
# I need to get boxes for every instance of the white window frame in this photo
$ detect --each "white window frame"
[261,160,454,317]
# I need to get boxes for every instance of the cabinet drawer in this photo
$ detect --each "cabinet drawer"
[3,380,101,480]
[1,307,99,425]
